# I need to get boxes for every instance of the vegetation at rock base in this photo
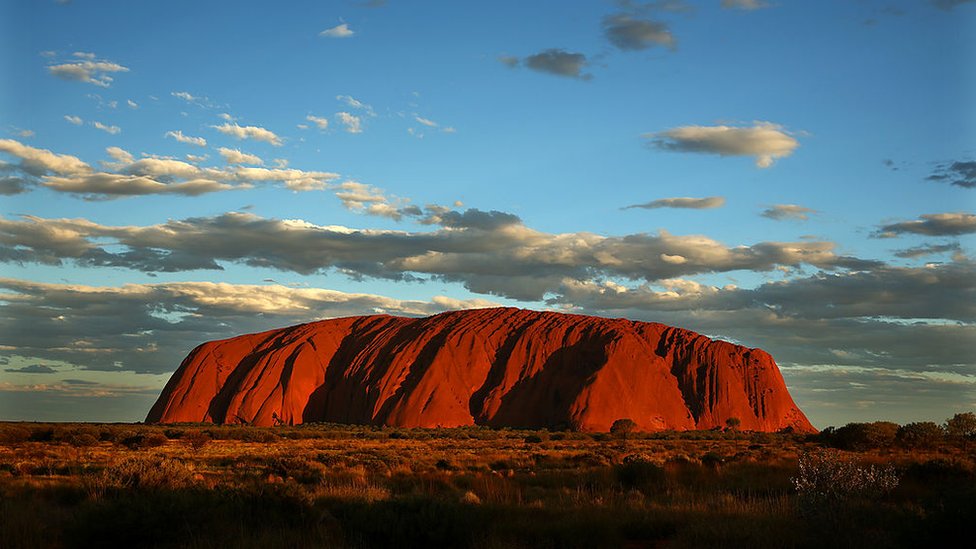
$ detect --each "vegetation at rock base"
[0,415,973,548]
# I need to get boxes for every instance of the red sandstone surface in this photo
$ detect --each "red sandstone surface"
[147,308,815,433]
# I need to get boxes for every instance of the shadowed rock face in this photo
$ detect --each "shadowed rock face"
[146,308,816,433]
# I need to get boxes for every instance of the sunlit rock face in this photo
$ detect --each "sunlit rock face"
[147,308,816,433]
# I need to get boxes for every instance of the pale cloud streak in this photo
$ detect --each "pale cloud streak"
[213,123,283,146]
[92,121,121,135]
[623,196,725,210]
[165,130,207,147]
[761,204,817,221]
[722,0,770,10]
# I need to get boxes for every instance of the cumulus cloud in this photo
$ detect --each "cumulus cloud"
[46,56,129,87]
[336,112,362,133]
[875,213,976,237]
[165,130,207,147]
[0,139,91,176]
[760,204,817,221]
[218,147,263,165]
[0,211,879,300]
[336,95,375,116]
[306,114,329,130]
[623,196,725,210]
[645,121,799,168]
[722,0,770,9]
[927,160,976,189]
[551,259,976,377]
[92,121,121,135]
[603,14,675,50]
[320,23,354,38]
[64,115,83,125]
[0,277,496,374]
[213,123,283,146]
[0,138,341,199]
[510,49,591,80]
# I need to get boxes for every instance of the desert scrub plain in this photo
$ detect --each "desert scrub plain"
[0,417,973,549]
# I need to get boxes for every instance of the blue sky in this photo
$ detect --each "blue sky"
[0,0,973,427]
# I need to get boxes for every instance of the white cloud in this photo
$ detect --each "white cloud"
[64,115,83,125]
[218,147,263,165]
[47,56,129,87]
[320,23,354,38]
[165,130,207,147]
[126,99,138,109]
[0,139,91,176]
[212,123,283,146]
[105,146,134,165]
[306,114,329,130]
[415,116,438,127]
[646,121,799,168]
[0,139,341,198]
[336,95,374,116]
[92,121,121,135]
[336,112,362,133]
[172,91,198,102]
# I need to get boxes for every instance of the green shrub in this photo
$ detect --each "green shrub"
[896,422,944,449]
[945,412,976,438]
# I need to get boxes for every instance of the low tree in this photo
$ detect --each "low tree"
[826,422,900,451]
[725,417,741,432]
[896,422,944,449]
[945,412,976,438]
[610,418,638,438]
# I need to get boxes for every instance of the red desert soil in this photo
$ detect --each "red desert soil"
[147,308,815,433]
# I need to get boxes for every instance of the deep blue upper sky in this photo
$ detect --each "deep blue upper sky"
[0,0,973,426]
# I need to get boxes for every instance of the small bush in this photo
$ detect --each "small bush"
[616,454,666,494]
[0,425,32,444]
[90,456,197,495]
[792,449,900,515]
[183,430,210,451]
